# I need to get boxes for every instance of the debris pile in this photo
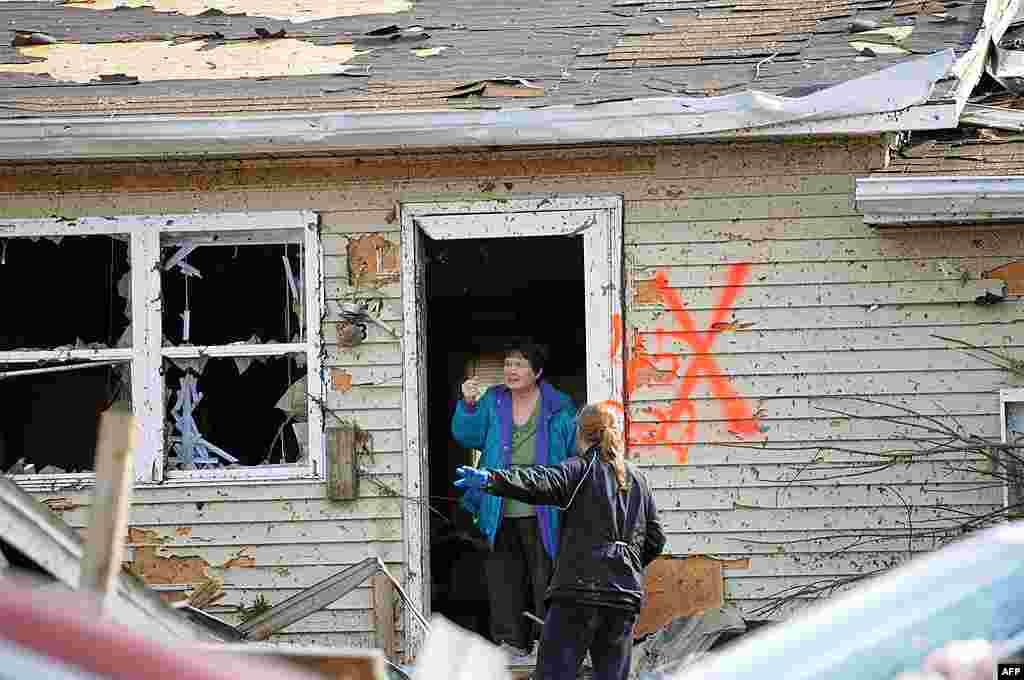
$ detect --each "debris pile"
[630,607,747,679]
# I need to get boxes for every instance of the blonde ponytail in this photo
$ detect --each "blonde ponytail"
[576,402,629,494]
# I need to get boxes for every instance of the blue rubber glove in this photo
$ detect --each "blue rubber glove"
[454,466,491,490]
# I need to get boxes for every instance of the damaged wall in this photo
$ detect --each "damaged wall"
[0,138,1015,645]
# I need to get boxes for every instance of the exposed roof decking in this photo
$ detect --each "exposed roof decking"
[0,0,985,118]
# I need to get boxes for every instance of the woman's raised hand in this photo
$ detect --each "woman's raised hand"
[462,378,482,406]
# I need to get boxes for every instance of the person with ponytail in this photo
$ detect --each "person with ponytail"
[455,401,666,680]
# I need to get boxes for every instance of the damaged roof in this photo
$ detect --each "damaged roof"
[0,0,988,118]
[880,120,1024,175]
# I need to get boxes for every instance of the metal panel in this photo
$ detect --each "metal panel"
[856,175,1024,225]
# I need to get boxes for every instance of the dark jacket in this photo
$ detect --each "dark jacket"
[487,447,666,612]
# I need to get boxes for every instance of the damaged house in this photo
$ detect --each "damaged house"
[1,0,1023,661]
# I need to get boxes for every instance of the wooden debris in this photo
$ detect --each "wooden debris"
[80,408,136,612]
[373,572,397,661]
[188,576,226,610]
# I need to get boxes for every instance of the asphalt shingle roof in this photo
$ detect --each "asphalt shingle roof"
[0,0,986,118]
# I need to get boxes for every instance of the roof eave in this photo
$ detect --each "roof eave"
[0,99,960,162]
[0,48,964,161]
[856,174,1024,225]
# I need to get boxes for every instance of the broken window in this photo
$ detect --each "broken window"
[1,211,324,484]
[160,238,305,346]
[1,236,131,351]
[1,235,132,475]
[163,357,305,470]
[158,234,312,476]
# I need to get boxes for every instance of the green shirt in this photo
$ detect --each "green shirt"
[503,401,539,518]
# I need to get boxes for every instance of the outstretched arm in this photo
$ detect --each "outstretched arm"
[455,456,590,508]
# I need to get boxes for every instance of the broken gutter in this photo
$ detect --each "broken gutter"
[856,175,1024,225]
[961,102,1024,130]
[0,50,957,161]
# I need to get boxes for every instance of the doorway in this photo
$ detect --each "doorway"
[400,196,624,656]
[425,235,586,639]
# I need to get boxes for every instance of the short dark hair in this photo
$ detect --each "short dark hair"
[505,340,549,375]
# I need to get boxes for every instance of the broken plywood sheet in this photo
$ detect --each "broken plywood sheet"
[61,0,412,23]
[0,40,362,83]
[637,555,749,637]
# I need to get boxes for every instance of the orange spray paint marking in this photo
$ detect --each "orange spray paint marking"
[610,313,624,361]
[619,263,762,463]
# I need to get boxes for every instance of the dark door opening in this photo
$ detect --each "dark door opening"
[423,234,586,641]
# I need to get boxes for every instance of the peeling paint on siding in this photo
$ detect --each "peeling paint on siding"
[222,554,258,569]
[60,0,413,22]
[125,528,258,587]
[127,545,211,585]
[331,368,355,392]
[42,497,83,514]
[0,40,363,83]
[348,233,399,285]
[984,260,1024,295]
[634,278,663,305]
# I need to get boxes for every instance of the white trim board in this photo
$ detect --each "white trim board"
[1001,388,1024,511]
[856,175,1024,225]
[399,195,625,660]
[0,210,325,488]
[0,102,958,161]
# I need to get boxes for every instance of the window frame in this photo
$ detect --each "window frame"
[0,211,325,489]
[1000,388,1024,511]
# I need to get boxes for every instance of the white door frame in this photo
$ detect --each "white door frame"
[399,195,624,658]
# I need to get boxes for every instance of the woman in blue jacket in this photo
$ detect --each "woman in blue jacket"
[452,341,577,657]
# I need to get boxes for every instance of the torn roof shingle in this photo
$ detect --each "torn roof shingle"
[0,0,987,119]
[878,125,1024,176]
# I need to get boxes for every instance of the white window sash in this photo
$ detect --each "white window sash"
[1,210,324,488]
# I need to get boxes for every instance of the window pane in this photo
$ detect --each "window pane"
[162,355,307,470]
[0,236,131,351]
[0,361,131,474]
[160,243,305,347]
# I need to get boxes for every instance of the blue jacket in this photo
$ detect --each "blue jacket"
[452,381,577,560]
